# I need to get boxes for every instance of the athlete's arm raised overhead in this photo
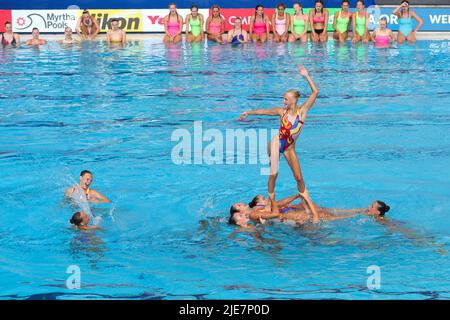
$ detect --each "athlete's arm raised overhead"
[298,65,319,112]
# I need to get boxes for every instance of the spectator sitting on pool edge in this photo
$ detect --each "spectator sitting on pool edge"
[70,211,98,230]
[65,170,111,203]
[76,10,100,40]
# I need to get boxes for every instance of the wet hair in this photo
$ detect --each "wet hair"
[82,10,90,15]
[293,3,303,14]
[286,89,300,100]
[32,27,39,32]
[401,0,409,4]
[228,205,240,225]
[169,3,177,8]
[191,5,199,11]
[4,21,11,26]
[70,212,83,226]
[277,3,286,9]
[356,0,365,5]
[342,0,350,4]
[248,195,262,208]
[80,170,92,177]
[375,201,390,216]
[211,5,221,11]
[111,18,119,23]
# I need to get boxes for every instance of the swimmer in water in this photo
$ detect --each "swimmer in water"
[250,5,270,43]
[70,211,98,230]
[351,0,370,44]
[371,17,395,48]
[227,17,249,44]
[26,28,46,46]
[272,3,290,43]
[186,5,205,43]
[76,10,100,40]
[65,170,111,203]
[1,21,20,47]
[332,0,352,44]
[239,65,320,223]
[393,0,423,45]
[107,18,126,44]
[228,201,357,229]
[206,5,225,44]
[164,3,184,44]
[59,27,79,44]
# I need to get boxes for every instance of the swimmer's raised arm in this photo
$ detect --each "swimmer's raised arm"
[239,107,284,120]
[298,65,319,112]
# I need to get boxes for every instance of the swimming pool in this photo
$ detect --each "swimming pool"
[0,39,449,299]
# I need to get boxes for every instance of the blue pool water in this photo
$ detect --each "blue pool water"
[0,40,449,300]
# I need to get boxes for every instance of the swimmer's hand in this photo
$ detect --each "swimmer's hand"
[259,217,266,225]
[298,65,309,77]
[239,112,248,120]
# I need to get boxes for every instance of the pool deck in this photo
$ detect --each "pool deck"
[19,32,450,42]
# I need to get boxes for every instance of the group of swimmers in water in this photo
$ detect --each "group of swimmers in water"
[232,64,391,229]
[1,1,422,48]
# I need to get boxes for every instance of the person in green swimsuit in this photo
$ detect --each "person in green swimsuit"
[352,0,370,44]
[288,2,309,43]
[332,0,352,43]
[186,5,205,43]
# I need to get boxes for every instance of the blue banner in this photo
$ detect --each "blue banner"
[367,7,450,31]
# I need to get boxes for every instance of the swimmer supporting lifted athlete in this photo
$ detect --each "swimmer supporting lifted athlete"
[65,170,111,203]
[240,65,320,223]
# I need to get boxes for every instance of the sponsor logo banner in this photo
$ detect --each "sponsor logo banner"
[83,9,143,32]
[12,10,77,32]
[368,7,450,31]
[142,9,208,32]
[0,10,12,33]
[219,9,276,32]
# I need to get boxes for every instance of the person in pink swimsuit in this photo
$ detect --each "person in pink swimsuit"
[272,3,290,43]
[309,0,329,43]
[206,5,225,44]
[371,17,395,48]
[250,5,270,43]
[164,3,184,44]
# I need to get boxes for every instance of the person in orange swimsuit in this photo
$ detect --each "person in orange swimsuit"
[76,10,100,40]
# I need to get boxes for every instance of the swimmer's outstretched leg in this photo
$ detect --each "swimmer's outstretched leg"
[284,147,320,223]
[268,135,281,215]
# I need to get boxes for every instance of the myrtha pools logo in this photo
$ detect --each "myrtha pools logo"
[15,12,76,31]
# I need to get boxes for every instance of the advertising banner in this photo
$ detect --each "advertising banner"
[82,9,143,32]
[368,7,450,31]
[218,8,276,32]
[11,10,78,33]
[0,10,12,33]
[142,9,209,32]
